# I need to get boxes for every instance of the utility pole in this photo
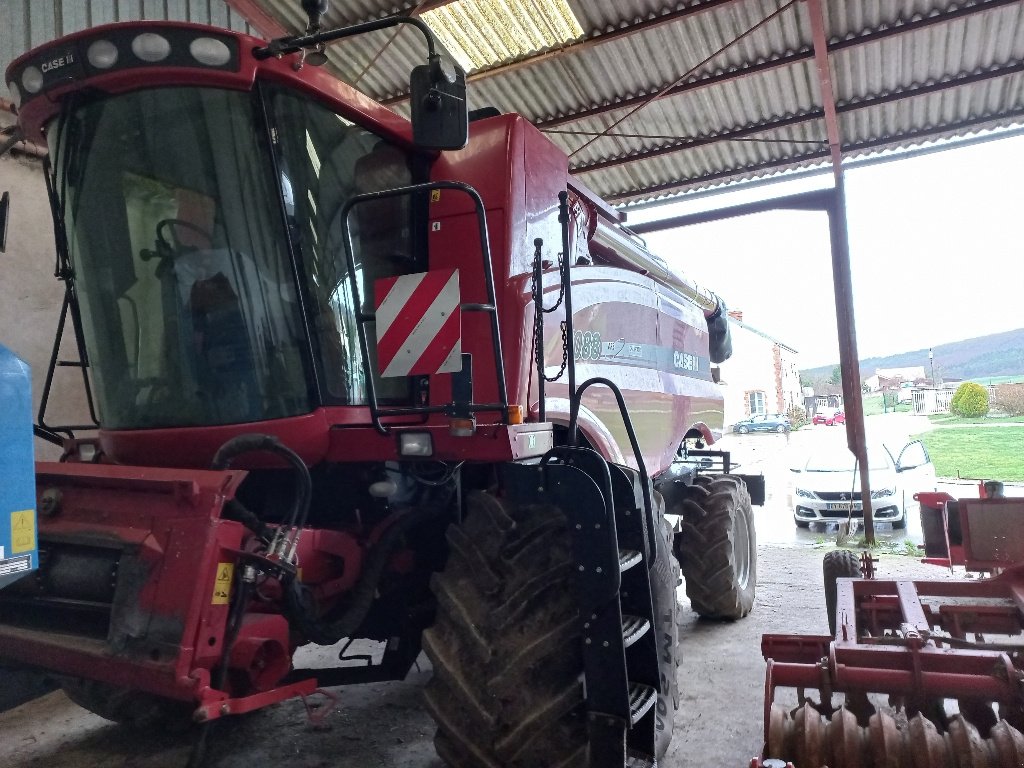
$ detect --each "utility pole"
[929,348,935,386]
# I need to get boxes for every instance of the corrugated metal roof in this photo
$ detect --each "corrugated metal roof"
[5,0,1023,206]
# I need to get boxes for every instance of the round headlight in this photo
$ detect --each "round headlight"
[131,33,171,62]
[87,39,119,69]
[8,81,21,106]
[21,66,44,94]
[189,37,231,67]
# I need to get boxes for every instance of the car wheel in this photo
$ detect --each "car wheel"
[775,425,786,433]
[794,518,810,529]
[736,426,749,434]
[892,513,907,530]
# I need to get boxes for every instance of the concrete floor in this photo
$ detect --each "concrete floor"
[0,413,997,767]
[0,547,956,768]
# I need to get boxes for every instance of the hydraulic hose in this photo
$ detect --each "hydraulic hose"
[211,434,312,531]
[287,505,447,646]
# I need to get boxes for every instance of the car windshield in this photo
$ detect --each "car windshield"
[804,449,892,472]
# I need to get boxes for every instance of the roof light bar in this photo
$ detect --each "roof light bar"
[6,26,240,109]
[86,39,119,69]
[131,33,171,62]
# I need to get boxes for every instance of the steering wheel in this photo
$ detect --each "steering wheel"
[140,218,213,263]
[156,218,212,251]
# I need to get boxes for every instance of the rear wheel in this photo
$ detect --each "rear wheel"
[60,678,194,732]
[423,491,680,767]
[775,425,786,433]
[672,476,756,619]
[823,549,861,636]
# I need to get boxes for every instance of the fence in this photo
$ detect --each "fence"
[912,386,998,414]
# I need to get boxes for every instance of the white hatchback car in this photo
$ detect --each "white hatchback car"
[790,441,936,529]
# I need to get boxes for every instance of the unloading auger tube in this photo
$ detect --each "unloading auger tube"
[590,219,733,364]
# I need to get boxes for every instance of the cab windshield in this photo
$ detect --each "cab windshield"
[49,86,416,430]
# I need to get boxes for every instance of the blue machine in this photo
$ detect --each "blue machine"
[0,344,36,590]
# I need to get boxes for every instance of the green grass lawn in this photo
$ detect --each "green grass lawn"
[912,426,1024,482]
[862,394,912,416]
[928,414,1022,425]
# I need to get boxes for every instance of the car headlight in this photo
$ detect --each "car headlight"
[871,487,896,499]
[795,488,815,498]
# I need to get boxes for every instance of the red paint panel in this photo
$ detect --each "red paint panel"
[410,304,462,374]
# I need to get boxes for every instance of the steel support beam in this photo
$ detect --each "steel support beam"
[806,0,872,543]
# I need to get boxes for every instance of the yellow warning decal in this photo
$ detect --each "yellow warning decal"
[11,510,35,554]
[212,563,233,605]
[430,189,441,202]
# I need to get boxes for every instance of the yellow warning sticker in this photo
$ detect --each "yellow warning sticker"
[430,189,441,202]
[11,510,35,554]
[212,563,233,605]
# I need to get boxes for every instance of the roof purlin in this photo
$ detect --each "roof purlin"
[571,60,1024,175]
[603,105,1024,203]
[380,0,739,106]
[536,0,1019,130]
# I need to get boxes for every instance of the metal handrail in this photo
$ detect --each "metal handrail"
[338,181,508,435]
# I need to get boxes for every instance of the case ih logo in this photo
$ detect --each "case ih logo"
[374,269,462,378]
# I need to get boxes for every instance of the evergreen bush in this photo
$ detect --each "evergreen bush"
[950,382,989,418]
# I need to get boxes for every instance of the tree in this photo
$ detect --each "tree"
[829,366,842,385]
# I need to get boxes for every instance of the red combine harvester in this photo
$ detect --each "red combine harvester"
[1,6,763,767]
[762,482,1024,768]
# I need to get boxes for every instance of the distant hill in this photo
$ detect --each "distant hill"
[802,328,1024,383]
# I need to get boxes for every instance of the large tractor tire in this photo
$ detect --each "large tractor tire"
[673,476,756,620]
[60,678,194,732]
[823,549,861,636]
[650,516,681,758]
[422,491,681,768]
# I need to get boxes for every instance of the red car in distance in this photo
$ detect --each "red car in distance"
[812,409,845,426]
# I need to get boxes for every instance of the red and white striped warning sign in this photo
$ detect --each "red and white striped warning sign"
[374,269,462,378]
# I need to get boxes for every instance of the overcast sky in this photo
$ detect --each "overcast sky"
[630,130,1024,369]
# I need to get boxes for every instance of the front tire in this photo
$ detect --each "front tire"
[672,476,756,619]
[423,491,681,767]
[823,550,861,636]
[736,426,749,434]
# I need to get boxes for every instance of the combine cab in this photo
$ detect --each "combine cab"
[2,8,761,767]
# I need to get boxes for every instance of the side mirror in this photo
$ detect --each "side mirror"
[410,55,468,150]
[0,191,9,253]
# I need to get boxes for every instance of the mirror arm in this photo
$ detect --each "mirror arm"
[255,16,437,62]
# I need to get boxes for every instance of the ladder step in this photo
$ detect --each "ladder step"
[621,615,651,648]
[619,549,642,572]
[628,683,657,726]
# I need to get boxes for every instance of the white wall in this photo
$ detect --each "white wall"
[1,132,89,459]
[718,322,799,428]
